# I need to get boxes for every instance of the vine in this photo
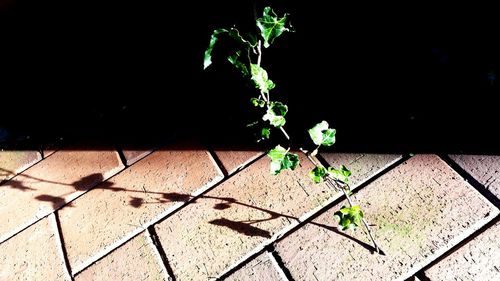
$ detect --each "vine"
[204,6,381,253]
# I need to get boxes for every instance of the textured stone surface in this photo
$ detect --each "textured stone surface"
[122,149,154,166]
[424,220,500,281]
[0,150,123,242]
[321,153,401,186]
[214,150,263,175]
[75,232,168,281]
[59,149,223,273]
[225,252,283,281]
[0,150,41,183]
[154,152,399,280]
[0,216,70,281]
[450,155,500,199]
[275,154,499,281]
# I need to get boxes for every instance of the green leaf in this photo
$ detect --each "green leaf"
[308,120,336,146]
[228,28,253,48]
[270,102,287,115]
[227,51,249,76]
[204,27,253,70]
[270,160,282,175]
[321,129,336,146]
[261,127,270,139]
[204,28,228,69]
[263,101,287,127]
[250,97,266,108]
[256,7,290,48]
[250,64,275,93]
[267,145,299,175]
[282,153,299,170]
[267,145,287,162]
[327,165,351,183]
[309,166,327,183]
[334,205,364,231]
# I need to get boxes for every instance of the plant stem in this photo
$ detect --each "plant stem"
[339,186,381,254]
[257,40,262,66]
[256,39,290,142]
[300,148,381,254]
[255,37,379,252]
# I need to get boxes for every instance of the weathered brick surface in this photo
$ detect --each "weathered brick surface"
[424,220,500,281]
[75,231,168,281]
[0,150,123,242]
[214,150,263,175]
[0,150,41,183]
[122,149,154,166]
[225,252,283,281]
[0,215,70,281]
[154,153,398,280]
[321,153,401,185]
[275,155,499,281]
[450,155,500,199]
[59,150,223,273]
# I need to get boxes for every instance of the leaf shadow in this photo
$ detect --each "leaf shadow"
[209,218,271,238]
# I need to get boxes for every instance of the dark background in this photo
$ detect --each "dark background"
[1,1,499,153]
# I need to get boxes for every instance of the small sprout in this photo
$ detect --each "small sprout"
[261,127,271,139]
[250,97,266,108]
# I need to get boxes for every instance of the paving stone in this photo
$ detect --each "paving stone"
[0,150,41,183]
[122,149,154,166]
[214,150,263,175]
[450,155,500,199]
[0,150,123,243]
[224,252,283,281]
[154,152,398,280]
[0,215,70,281]
[275,154,499,281]
[424,220,500,281]
[43,149,57,158]
[75,231,169,281]
[58,149,223,274]
[321,153,401,185]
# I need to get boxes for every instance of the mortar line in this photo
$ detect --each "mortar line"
[49,212,74,281]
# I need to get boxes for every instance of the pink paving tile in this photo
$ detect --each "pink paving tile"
[0,150,41,183]
[424,220,500,281]
[0,150,124,243]
[450,154,500,199]
[153,152,398,280]
[0,214,70,281]
[75,231,169,281]
[320,153,401,185]
[275,155,499,281]
[224,252,284,281]
[122,149,154,166]
[214,150,264,175]
[58,149,223,274]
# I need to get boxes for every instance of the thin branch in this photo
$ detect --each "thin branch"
[300,147,381,254]
[256,36,380,253]
[257,40,262,66]
[279,127,290,141]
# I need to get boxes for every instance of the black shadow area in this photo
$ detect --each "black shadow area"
[1,1,498,153]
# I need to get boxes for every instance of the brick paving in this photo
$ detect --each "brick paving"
[0,151,124,243]
[0,148,499,280]
[224,252,285,281]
